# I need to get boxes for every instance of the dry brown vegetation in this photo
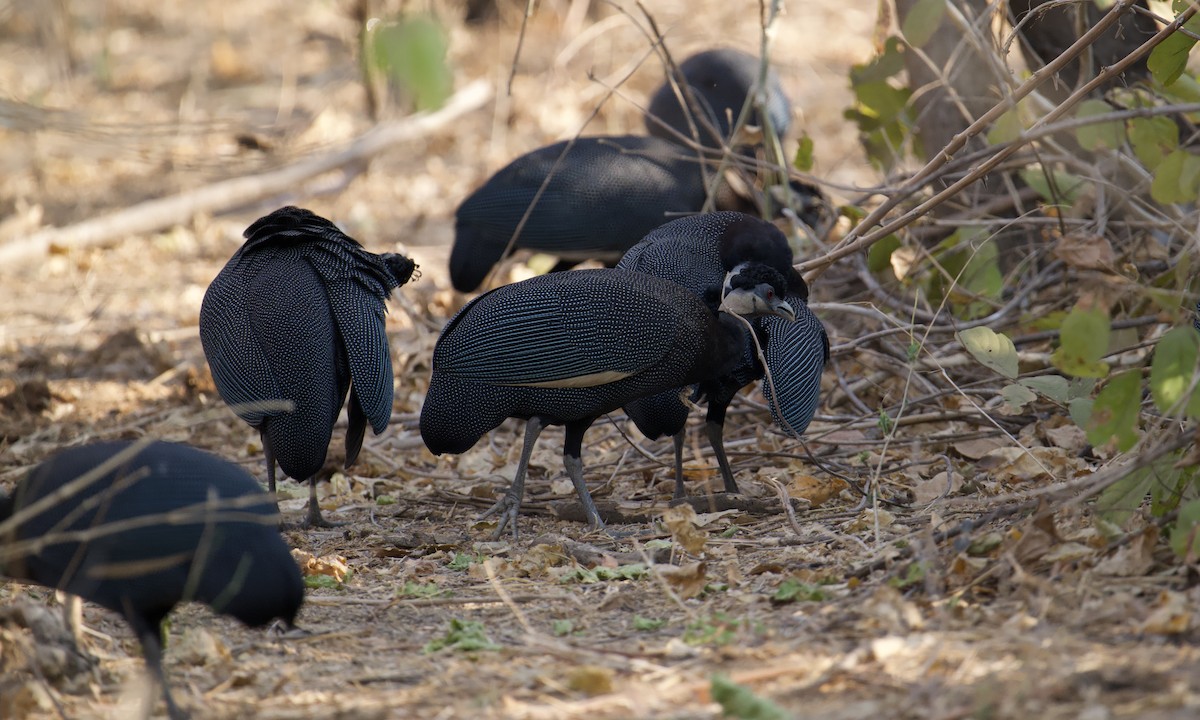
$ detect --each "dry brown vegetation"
[2,1,1200,719]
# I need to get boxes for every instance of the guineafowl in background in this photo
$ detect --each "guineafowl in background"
[645,47,792,148]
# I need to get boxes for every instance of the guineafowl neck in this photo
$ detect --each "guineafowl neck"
[712,313,753,376]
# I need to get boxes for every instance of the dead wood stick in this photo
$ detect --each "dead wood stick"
[0,79,492,266]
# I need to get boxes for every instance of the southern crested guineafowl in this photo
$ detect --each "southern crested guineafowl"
[645,48,791,149]
[420,266,797,537]
[0,440,304,720]
[200,206,417,527]
[450,136,742,293]
[449,47,824,294]
[618,212,828,498]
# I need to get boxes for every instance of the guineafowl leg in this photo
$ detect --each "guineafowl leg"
[480,416,544,539]
[705,396,739,494]
[671,432,687,500]
[563,420,604,530]
[262,434,277,494]
[304,478,341,528]
[135,623,188,720]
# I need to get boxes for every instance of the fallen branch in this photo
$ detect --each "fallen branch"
[0,79,493,265]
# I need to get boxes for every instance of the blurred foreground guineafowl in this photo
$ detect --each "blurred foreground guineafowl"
[645,48,791,149]
[420,267,797,536]
[0,440,304,720]
[200,206,417,527]
[619,212,828,498]
[450,136,742,293]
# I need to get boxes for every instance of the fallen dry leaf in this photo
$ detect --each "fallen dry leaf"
[655,561,708,600]
[1139,590,1192,635]
[912,471,963,505]
[789,474,849,507]
[291,549,350,583]
[662,503,708,555]
[565,665,615,696]
[1053,232,1116,270]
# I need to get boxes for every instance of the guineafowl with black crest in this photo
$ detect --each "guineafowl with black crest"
[449,47,826,293]
[420,266,797,537]
[450,136,747,293]
[645,47,791,149]
[0,440,304,720]
[200,206,417,527]
[618,211,828,499]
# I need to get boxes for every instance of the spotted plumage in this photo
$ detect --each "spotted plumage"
[618,211,828,498]
[420,267,795,536]
[200,206,416,526]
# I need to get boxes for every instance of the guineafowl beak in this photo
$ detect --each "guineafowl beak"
[719,283,795,321]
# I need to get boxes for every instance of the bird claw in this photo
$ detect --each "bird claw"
[304,502,345,529]
[479,493,522,539]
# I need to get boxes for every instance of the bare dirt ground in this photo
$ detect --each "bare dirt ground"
[2,1,1199,719]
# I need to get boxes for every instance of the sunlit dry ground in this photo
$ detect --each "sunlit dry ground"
[2,1,1199,718]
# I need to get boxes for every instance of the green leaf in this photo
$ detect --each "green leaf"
[1086,371,1141,451]
[850,36,907,85]
[633,616,665,632]
[552,619,575,637]
[423,619,500,654]
[867,235,902,273]
[304,575,341,589]
[901,0,946,48]
[1148,18,1200,86]
[560,563,647,583]
[1151,149,1200,205]
[370,15,453,111]
[1018,167,1089,205]
[1050,306,1111,378]
[396,581,447,598]
[793,133,814,172]
[1097,465,1158,527]
[1129,116,1179,170]
[447,552,480,571]
[1074,99,1124,151]
[959,327,1019,379]
[853,81,910,121]
[771,579,827,604]
[931,233,1003,319]
[1069,397,1093,428]
[1151,326,1200,417]
[1020,375,1069,403]
[987,108,1022,145]
[1170,499,1200,560]
[710,675,789,720]
[1001,383,1037,412]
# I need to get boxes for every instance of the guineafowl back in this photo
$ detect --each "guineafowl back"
[420,268,744,454]
[0,441,303,631]
[203,240,347,481]
[200,207,417,478]
[450,136,740,293]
